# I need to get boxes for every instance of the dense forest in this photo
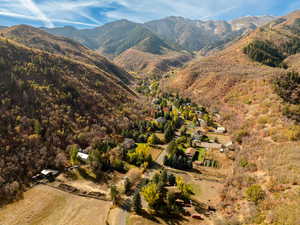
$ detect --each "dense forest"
[243,40,286,67]
[274,71,300,122]
[0,37,140,205]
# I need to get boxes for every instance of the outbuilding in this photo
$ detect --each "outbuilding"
[77,152,89,161]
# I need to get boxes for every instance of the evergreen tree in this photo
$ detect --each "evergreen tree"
[161,169,168,186]
[168,173,176,186]
[133,191,142,214]
[124,177,131,195]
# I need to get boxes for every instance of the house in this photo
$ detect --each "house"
[216,126,226,134]
[192,133,203,141]
[77,152,89,161]
[41,169,59,177]
[123,138,136,150]
[196,110,203,115]
[200,142,222,149]
[41,169,59,181]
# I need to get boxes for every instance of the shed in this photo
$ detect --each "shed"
[77,152,89,161]
[192,133,203,141]
[41,169,59,177]
[216,126,226,133]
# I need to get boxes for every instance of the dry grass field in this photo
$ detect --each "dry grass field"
[0,185,111,225]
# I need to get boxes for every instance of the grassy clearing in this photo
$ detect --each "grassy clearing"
[0,185,111,225]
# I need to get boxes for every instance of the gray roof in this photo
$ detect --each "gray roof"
[156,117,167,124]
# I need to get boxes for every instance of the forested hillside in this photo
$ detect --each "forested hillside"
[0,25,132,84]
[0,37,140,205]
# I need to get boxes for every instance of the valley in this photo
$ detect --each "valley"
[0,7,300,225]
[0,72,234,225]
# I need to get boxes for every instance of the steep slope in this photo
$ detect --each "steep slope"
[44,20,179,57]
[163,11,300,225]
[114,48,192,74]
[0,37,141,205]
[0,25,132,84]
[44,20,191,74]
[145,16,276,52]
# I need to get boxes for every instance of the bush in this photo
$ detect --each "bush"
[245,184,265,204]
[239,158,249,168]
[147,133,160,145]
[127,144,153,167]
[234,129,249,144]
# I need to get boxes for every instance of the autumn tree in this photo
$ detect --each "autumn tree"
[141,182,160,209]
[69,144,79,165]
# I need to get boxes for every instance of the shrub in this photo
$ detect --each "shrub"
[245,184,265,204]
[274,71,300,104]
[234,129,249,144]
[141,182,160,209]
[239,158,249,168]
[147,133,160,145]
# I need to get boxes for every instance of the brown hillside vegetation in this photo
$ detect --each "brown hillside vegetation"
[0,37,141,205]
[0,25,132,84]
[163,11,300,225]
[114,48,192,75]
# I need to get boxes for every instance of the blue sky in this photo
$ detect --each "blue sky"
[0,0,299,29]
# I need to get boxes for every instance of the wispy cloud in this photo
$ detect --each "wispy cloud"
[18,0,54,28]
[0,0,298,28]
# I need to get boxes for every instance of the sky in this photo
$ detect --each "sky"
[0,0,299,29]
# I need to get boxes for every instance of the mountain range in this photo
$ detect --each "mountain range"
[43,15,275,74]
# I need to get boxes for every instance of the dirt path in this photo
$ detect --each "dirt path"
[155,144,168,165]
[108,207,128,225]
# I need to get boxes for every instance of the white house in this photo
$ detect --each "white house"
[216,126,226,134]
[77,152,89,161]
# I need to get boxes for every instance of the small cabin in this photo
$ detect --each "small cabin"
[77,152,89,161]
[216,126,226,134]
[40,169,59,182]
